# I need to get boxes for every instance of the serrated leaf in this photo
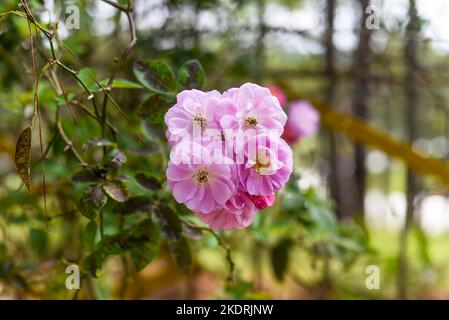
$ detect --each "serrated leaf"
[102,180,129,202]
[82,138,114,151]
[15,127,32,192]
[117,196,154,215]
[135,173,161,191]
[178,59,205,90]
[138,93,176,124]
[271,237,293,282]
[29,228,48,256]
[78,186,107,220]
[133,60,176,95]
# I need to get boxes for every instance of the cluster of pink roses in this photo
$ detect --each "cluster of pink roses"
[165,83,293,231]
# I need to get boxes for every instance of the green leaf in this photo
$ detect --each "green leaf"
[78,68,100,92]
[167,236,192,274]
[81,252,103,277]
[116,196,154,215]
[135,173,162,191]
[84,220,97,252]
[72,169,104,183]
[155,204,192,274]
[14,127,32,192]
[102,180,129,202]
[29,228,48,256]
[99,79,144,90]
[129,220,161,271]
[177,59,205,90]
[155,204,182,240]
[271,237,293,282]
[133,60,176,95]
[138,93,176,124]
[83,218,161,275]
[78,186,107,220]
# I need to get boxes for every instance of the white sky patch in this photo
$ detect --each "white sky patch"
[366,150,389,174]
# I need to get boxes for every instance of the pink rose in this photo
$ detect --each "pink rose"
[165,89,221,145]
[251,194,275,209]
[167,142,237,214]
[196,189,257,231]
[267,84,286,108]
[216,83,287,136]
[237,134,293,195]
[282,100,319,144]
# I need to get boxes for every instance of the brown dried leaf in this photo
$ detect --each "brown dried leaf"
[15,127,32,192]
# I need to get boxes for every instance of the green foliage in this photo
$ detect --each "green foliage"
[102,180,129,203]
[177,59,205,90]
[83,218,161,275]
[135,173,162,192]
[29,228,48,256]
[156,204,192,274]
[99,79,143,90]
[281,177,369,268]
[137,94,176,124]
[84,220,97,252]
[115,196,154,215]
[78,68,101,92]
[271,237,293,281]
[133,60,177,95]
[79,186,107,220]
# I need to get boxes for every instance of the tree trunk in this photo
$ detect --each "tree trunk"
[398,0,420,299]
[324,0,343,218]
[352,0,372,217]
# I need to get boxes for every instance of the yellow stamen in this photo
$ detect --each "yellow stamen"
[194,168,209,184]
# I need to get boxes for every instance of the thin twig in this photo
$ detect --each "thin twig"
[22,0,48,224]
[182,220,235,282]
[57,122,87,166]
[100,0,138,146]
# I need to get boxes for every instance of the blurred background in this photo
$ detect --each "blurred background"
[2,0,449,299]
